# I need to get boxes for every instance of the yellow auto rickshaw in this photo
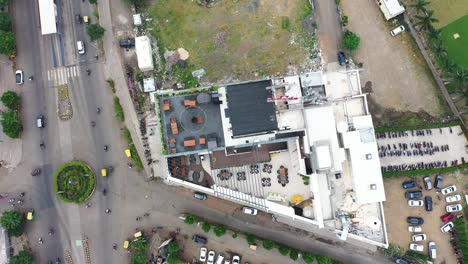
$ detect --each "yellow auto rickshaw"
[83,16,89,24]
[27,210,34,221]
[101,168,107,177]
[123,240,130,249]
[134,231,142,238]
[124,149,131,158]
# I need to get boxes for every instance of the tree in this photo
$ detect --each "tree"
[0,0,9,9]
[0,210,25,237]
[430,41,447,61]
[1,111,21,138]
[1,91,19,109]
[343,30,360,50]
[316,255,332,264]
[409,0,431,14]
[0,12,11,31]
[441,58,456,72]
[9,250,34,264]
[131,253,147,264]
[449,67,468,94]
[427,27,442,42]
[86,24,105,41]
[245,234,256,245]
[201,222,211,233]
[125,0,147,9]
[278,244,290,256]
[89,0,97,4]
[414,10,439,32]
[213,224,226,237]
[183,214,198,225]
[0,31,15,55]
[289,248,300,261]
[168,241,179,254]
[167,253,180,264]
[303,252,318,264]
[262,239,275,250]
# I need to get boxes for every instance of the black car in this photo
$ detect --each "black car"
[434,175,443,190]
[405,191,422,199]
[338,51,347,65]
[407,216,424,225]
[192,234,207,244]
[402,180,416,189]
[425,196,433,211]
[392,256,410,264]
[119,38,135,48]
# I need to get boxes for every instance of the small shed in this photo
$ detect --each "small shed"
[133,14,142,26]
[135,36,154,72]
[143,77,156,92]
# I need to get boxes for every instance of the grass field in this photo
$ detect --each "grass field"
[440,15,468,67]
[150,0,315,82]
[427,0,468,28]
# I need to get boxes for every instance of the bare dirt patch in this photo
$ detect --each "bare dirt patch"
[150,0,316,83]
[384,173,466,263]
[341,0,446,119]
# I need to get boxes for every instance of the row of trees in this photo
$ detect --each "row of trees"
[184,214,340,264]
[1,91,21,138]
[0,210,34,263]
[409,0,468,98]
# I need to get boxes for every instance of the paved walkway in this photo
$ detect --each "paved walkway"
[312,0,343,63]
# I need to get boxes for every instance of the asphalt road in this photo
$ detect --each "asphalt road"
[3,0,392,263]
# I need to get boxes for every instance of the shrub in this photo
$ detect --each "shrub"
[246,234,256,245]
[184,214,198,225]
[213,224,227,237]
[53,161,95,203]
[0,12,12,31]
[341,15,348,27]
[262,239,275,250]
[86,24,105,41]
[289,248,300,261]
[89,0,97,4]
[0,0,9,9]
[172,63,199,89]
[202,222,211,233]
[343,30,360,50]
[129,143,144,170]
[232,232,238,238]
[0,210,25,237]
[123,127,132,143]
[1,110,21,138]
[1,91,19,109]
[0,31,15,55]
[403,250,430,263]
[9,250,34,264]
[166,253,180,264]
[384,243,404,257]
[316,255,332,264]
[106,79,116,93]
[114,96,125,122]
[278,244,290,256]
[453,218,468,260]
[281,16,291,31]
[168,241,180,254]
[303,252,317,264]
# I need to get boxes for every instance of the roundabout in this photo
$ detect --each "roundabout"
[53,161,95,203]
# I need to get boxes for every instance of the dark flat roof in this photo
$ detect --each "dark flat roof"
[226,80,278,137]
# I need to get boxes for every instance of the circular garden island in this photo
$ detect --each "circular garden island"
[53,161,95,203]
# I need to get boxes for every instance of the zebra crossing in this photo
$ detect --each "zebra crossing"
[46,65,81,86]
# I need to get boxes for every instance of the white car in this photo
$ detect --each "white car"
[446,204,463,212]
[428,241,437,259]
[390,25,405,36]
[440,221,454,233]
[242,207,258,215]
[408,200,424,207]
[232,255,241,264]
[15,70,24,84]
[200,247,207,262]
[441,185,457,195]
[207,251,216,264]
[409,243,424,252]
[411,234,427,241]
[446,194,461,203]
[408,226,422,233]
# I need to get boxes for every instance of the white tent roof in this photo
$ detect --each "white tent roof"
[38,0,57,35]
[377,0,405,20]
[135,36,154,72]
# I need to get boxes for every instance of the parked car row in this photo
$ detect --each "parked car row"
[200,247,241,264]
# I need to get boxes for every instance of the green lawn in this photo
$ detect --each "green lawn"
[150,0,315,82]
[440,15,468,67]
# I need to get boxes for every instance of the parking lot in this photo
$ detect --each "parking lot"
[377,126,468,173]
[383,173,465,263]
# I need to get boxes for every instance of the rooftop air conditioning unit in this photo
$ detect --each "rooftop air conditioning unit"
[370,184,377,190]
[366,153,372,160]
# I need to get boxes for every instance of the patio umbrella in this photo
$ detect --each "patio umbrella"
[291,194,303,204]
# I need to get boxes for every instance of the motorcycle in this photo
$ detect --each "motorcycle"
[96,107,101,114]
[85,203,91,208]
[31,168,42,176]
[113,244,117,250]
[40,141,45,150]
[48,229,54,236]
[102,189,107,196]
[38,237,43,244]
[91,121,96,127]
[105,208,111,214]
[104,145,108,151]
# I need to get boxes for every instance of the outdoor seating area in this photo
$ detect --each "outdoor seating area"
[277,165,289,187]
[160,93,225,154]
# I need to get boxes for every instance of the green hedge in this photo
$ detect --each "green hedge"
[53,161,95,203]
[114,96,125,122]
[375,121,462,133]
[383,162,468,178]
[454,218,468,260]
